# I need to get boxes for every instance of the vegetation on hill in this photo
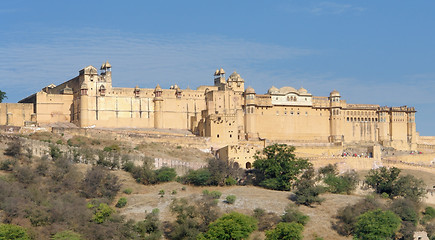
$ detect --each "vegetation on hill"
[0,135,433,240]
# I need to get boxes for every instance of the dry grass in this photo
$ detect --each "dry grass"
[134,141,212,163]
[114,170,360,240]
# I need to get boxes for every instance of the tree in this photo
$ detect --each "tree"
[365,167,401,196]
[333,196,384,236]
[136,209,162,240]
[253,144,311,191]
[155,167,177,182]
[265,222,304,240]
[81,166,121,200]
[293,167,325,206]
[365,167,426,201]
[323,171,358,194]
[353,209,401,240]
[0,224,30,240]
[199,212,257,240]
[281,204,310,226]
[0,90,6,103]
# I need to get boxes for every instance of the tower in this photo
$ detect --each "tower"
[329,90,343,143]
[153,84,163,128]
[214,68,226,90]
[244,87,256,140]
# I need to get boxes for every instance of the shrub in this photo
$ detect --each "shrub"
[155,167,177,182]
[281,204,310,226]
[56,140,63,145]
[200,212,257,240]
[51,230,83,240]
[136,209,162,240]
[4,140,23,158]
[184,169,211,186]
[226,195,236,204]
[293,167,325,206]
[159,189,165,197]
[225,176,237,186]
[252,208,281,231]
[116,197,127,208]
[0,159,16,171]
[92,203,114,223]
[353,209,401,240]
[333,196,384,236]
[49,144,62,160]
[81,166,121,200]
[103,144,120,152]
[323,171,358,194]
[0,224,30,240]
[265,222,304,240]
[123,188,132,194]
[424,206,435,223]
[171,190,177,195]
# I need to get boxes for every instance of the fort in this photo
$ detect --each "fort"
[0,61,424,168]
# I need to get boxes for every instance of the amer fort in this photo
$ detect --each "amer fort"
[1,61,435,170]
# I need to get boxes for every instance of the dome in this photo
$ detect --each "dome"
[214,69,220,76]
[298,87,307,94]
[268,86,279,94]
[245,86,255,94]
[155,84,162,91]
[330,89,340,97]
[279,86,297,94]
[219,68,225,75]
[230,71,240,78]
[100,61,112,70]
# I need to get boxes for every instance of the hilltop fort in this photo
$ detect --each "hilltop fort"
[0,61,426,168]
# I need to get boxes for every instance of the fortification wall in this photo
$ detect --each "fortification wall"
[0,103,34,126]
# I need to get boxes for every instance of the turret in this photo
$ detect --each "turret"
[214,68,226,89]
[244,87,257,140]
[227,71,245,92]
[329,90,343,143]
[153,84,163,128]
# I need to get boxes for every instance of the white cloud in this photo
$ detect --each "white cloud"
[310,2,366,15]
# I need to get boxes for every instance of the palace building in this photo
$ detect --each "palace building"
[1,62,417,153]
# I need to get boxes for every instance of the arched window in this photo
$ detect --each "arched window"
[246,162,252,169]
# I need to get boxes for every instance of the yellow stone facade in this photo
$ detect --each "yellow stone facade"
[3,62,416,154]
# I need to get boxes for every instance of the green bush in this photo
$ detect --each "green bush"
[123,188,132,194]
[281,204,310,226]
[116,197,127,208]
[226,195,236,204]
[51,230,83,240]
[225,176,237,186]
[354,209,401,240]
[92,203,114,223]
[199,212,257,240]
[0,224,30,240]
[104,144,120,152]
[323,171,358,194]
[159,189,165,197]
[184,169,211,186]
[56,140,63,145]
[155,167,177,182]
[265,222,304,240]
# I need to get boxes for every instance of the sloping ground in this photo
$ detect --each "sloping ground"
[114,170,360,240]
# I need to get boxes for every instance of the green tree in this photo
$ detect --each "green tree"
[293,167,325,206]
[265,222,304,240]
[354,209,401,240]
[92,203,115,224]
[253,144,311,191]
[324,171,358,194]
[136,209,162,240]
[155,167,177,182]
[199,212,257,240]
[0,224,30,240]
[392,174,426,201]
[0,90,6,103]
[365,167,401,196]
[281,204,310,226]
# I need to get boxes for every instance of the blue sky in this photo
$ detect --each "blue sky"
[1,1,434,135]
